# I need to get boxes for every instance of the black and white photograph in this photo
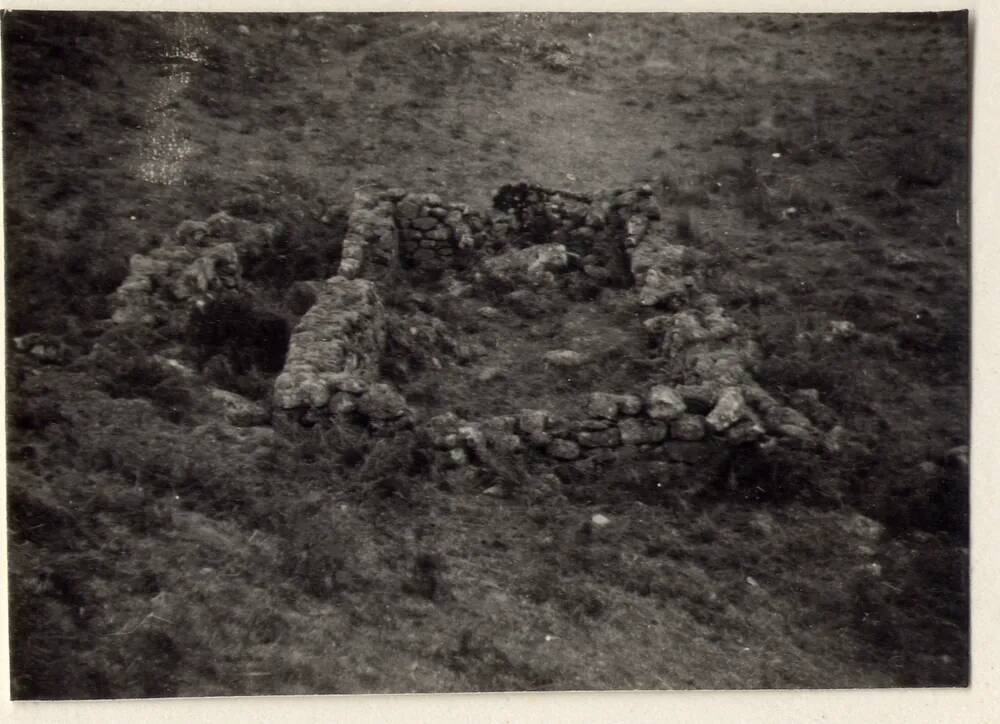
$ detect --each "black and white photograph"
[3,8,971,701]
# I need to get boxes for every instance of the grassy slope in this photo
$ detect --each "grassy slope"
[4,12,968,697]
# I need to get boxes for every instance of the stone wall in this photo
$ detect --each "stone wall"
[272,275,388,411]
[336,190,400,282]
[488,181,660,266]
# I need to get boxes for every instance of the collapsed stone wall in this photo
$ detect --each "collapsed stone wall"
[111,212,280,329]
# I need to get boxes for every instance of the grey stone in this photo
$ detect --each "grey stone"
[577,419,611,431]
[426,227,452,241]
[526,430,552,448]
[646,385,687,420]
[477,367,505,382]
[639,269,694,307]
[619,417,667,445]
[727,415,766,444]
[765,406,814,433]
[544,349,586,368]
[670,414,706,441]
[587,392,622,420]
[412,216,439,231]
[546,439,581,460]
[518,409,549,434]
[584,264,613,283]
[705,387,748,432]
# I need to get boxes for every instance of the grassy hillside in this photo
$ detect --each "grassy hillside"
[4,11,969,698]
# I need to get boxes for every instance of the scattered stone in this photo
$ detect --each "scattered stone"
[825,320,859,342]
[646,385,687,420]
[426,412,462,449]
[841,513,885,542]
[477,367,505,383]
[544,349,586,368]
[544,50,574,72]
[478,306,501,319]
[13,334,72,364]
[457,424,486,454]
[885,250,921,270]
[591,513,611,528]
[483,485,505,497]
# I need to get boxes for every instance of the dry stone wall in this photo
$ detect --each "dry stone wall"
[337,190,400,282]
[272,276,389,410]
